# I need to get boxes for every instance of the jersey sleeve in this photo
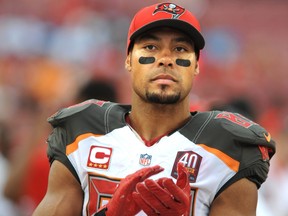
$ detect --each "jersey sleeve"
[193,111,276,197]
[46,99,128,184]
[47,126,80,182]
[46,99,114,183]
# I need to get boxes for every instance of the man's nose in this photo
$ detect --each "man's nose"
[157,49,174,67]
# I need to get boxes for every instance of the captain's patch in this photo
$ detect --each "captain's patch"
[87,146,112,170]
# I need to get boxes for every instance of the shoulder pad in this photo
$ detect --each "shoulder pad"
[47,99,113,127]
[213,111,275,152]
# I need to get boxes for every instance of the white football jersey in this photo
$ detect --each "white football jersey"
[47,100,275,216]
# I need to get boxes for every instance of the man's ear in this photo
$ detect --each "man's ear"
[194,61,200,76]
[125,54,132,72]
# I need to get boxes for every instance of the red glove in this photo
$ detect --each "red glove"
[103,165,164,216]
[132,162,190,216]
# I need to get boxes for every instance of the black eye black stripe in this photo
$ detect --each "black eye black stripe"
[139,57,155,64]
[176,59,191,67]
[139,57,191,67]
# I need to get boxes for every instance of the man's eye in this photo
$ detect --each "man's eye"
[145,45,155,50]
[175,47,186,52]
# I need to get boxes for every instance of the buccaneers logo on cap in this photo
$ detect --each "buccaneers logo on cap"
[153,3,185,19]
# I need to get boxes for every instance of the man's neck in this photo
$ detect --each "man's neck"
[129,100,191,142]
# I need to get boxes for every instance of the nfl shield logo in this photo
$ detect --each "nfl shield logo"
[139,153,152,166]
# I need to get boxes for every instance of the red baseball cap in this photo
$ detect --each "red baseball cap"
[127,2,205,54]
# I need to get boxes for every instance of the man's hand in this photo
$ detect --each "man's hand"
[132,163,190,216]
[104,165,164,216]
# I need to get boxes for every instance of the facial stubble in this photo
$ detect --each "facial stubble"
[145,85,181,104]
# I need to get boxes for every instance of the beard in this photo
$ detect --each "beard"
[146,90,181,104]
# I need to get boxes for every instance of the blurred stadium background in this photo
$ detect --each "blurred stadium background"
[0,0,287,215]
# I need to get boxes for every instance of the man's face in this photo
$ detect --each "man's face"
[126,27,199,105]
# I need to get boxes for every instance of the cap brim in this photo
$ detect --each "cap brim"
[130,19,205,50]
